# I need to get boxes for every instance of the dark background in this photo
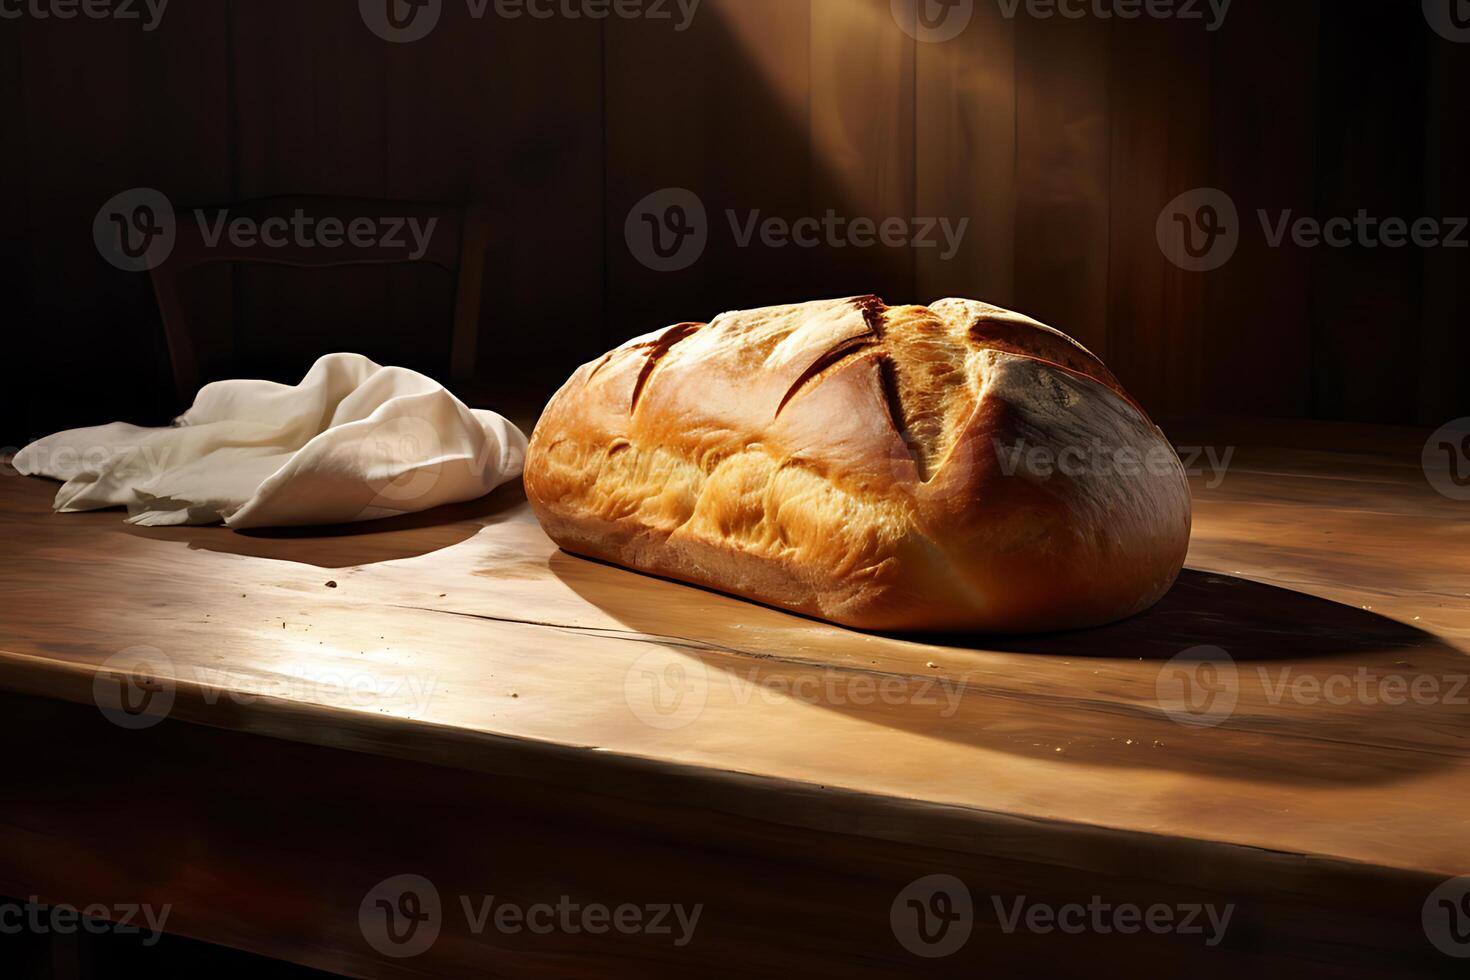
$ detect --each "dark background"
[2,0,1466,448]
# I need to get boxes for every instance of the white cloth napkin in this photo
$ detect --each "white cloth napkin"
[13,353,527,529]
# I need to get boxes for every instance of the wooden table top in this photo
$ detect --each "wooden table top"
[1,418,1467,884]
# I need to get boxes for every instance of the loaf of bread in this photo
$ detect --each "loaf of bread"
[524,296,1191,633]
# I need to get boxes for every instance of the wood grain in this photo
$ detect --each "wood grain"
[1204,0,1319,419]
[1013,14,1110,355]
[1104,15,1212,414]
[1,422,1468,974]
[810,0,916,300]
[914,0,1017,307]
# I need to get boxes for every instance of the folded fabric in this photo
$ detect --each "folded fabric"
[13,353,527,529]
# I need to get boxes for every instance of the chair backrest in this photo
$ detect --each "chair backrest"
[148,195,490,399]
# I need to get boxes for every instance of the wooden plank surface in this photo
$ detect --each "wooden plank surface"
[0,421,1467,885]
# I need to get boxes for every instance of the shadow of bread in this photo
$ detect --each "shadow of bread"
[549,550,1466,789]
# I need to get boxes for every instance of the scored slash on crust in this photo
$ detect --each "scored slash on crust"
[616,295,1150,486]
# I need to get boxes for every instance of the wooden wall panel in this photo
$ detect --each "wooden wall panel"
[605,0,813,339]
[1013,15,1110,355]
[603,6,722,338]
[702,0,814,314]
[1203,0,1319,419]
[1418,19,1470,427]
[15,7,231,428]
[914,2,1017,308]
[1309,1,1428,425]
[228,1,393,381]
[0,21,32,447]
[810,0,916,302]
[1104,17,1214,415]
[381,6,604,400]
[7,1,1464,436]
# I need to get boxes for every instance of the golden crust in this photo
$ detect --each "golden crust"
[525,296,1192,633]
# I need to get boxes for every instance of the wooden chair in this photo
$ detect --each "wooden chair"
[148,196,491,400]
